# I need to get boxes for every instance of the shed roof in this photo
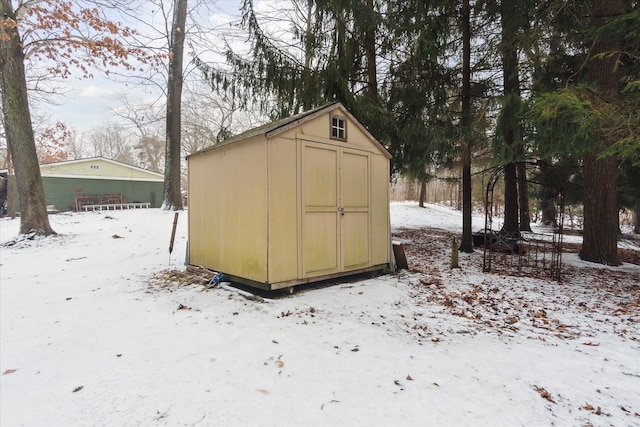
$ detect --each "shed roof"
[187,102,391,159]
[39,157,164,182]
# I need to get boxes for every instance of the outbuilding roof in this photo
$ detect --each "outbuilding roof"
[187,101,391,159]
[40,157,164,182]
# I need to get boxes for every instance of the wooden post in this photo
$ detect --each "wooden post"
[393,242,409,270]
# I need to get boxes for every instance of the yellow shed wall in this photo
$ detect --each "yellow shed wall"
[275,111,391,271]
[275,112,381,154]
[371,153,391,265]
[266,137,299,283]
[188,137,268,282]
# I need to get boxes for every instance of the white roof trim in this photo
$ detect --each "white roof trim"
[40,156,164,179]
[40,173,164,183]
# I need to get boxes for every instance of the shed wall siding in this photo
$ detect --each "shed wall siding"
[276,113,378,153]
[267,137,299,283]
[188,137,268,283]
[371,153,391,265]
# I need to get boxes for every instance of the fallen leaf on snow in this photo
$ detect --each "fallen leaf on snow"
[581,342,600,346]
[257,389,270,395]
[582,403,595,411]
[406,374,414,381]
[72,386,84,393]
[533,385,555,403]
[2,369,17,375]
[275,360,284,368]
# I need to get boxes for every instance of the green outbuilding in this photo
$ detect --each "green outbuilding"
[2,157,164,213]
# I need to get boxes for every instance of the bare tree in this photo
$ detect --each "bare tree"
[88,123,136,165]
[1,0,54,234]
[162,0,187,210]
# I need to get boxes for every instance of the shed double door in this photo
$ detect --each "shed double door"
[301,141,370,277]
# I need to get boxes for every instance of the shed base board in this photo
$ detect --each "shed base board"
[216,264,391,291]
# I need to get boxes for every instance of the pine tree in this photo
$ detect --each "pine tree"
[497,0,524,236]
[459,0,474,252]
[579,0,626,265]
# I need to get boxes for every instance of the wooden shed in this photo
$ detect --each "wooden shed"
[187,102,393,290]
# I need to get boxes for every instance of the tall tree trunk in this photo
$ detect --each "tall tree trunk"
[500,0,521,236]
[517,162,532,231]
[459,0,473,252]
[0,0,55,235]
[7,148,16,218]
[302,0,313,111]
[539,161,557,226]
[419,181,426,208]
[163,0,187,210]
[364,0,378,102]
[579,0,623,265]
[502,163,519,234]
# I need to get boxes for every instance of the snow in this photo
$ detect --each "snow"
[1,202,639,426]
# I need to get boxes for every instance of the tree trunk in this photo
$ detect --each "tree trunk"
[634,203,639,234]
[540,188,556,226]
[162,0,187,211]
[364,0,378,103]
[517,162,532,231]
[459,0,473,253]
[7,148,16,218]
[0,0,55,235]
[500,0,521,237]
[538,161,557,226]
[419,181,426,208]
[503,163,519,235]
[579,0,623,265]
[302,0,313,111]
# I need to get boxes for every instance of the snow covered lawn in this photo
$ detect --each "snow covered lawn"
[1,202,639,426]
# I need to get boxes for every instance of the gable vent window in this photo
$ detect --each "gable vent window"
[330,114,347,141]
[90,165,100,170]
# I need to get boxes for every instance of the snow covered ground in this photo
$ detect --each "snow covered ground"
[1,202,639,427]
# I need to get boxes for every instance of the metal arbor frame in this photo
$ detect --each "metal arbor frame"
[482,162,564,281]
